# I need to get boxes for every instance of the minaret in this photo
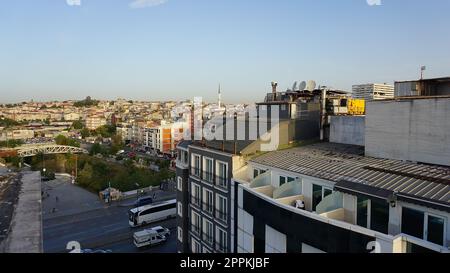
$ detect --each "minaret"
[218,84,222,109]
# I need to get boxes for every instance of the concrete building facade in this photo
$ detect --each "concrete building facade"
[365,97,450,166]
[329,116,365,146]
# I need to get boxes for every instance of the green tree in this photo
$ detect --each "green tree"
[77,162,94,188]
[54,135,80,147]
[95,125,116,138]
[0,117,20,128]
[89,143,103,155]
[72,120,84,130]
[110,134,124,154]
[81,128,90,138]
[0,139,24,148]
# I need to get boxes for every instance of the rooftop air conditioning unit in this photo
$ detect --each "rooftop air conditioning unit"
[294,200,305,210]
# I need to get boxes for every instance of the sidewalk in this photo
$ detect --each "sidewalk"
[42,175,176,220]
[42,175,106,220]
[2,171,42,253]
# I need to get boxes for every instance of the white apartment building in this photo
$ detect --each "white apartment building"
[85,115,107,130]
[143,121,187,155]
[352,83,394,100]
[0,129,35,141]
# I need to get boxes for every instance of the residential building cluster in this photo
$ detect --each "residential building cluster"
[175,77,450,254]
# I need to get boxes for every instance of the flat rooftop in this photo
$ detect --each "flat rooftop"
[251,142,450,212]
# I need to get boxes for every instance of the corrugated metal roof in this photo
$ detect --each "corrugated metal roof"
[251,143,450,206]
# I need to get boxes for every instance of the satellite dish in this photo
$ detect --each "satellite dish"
[306,80,316,91]
[292,81,298,92]
[299,81,306,91]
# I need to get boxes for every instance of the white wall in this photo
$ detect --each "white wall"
[265,225,287,253]
[365,98,450,166]
[330,116,365,146]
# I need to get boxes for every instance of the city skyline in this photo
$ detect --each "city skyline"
[1,0,450,103]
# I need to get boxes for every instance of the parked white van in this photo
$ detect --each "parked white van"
[133,229,167,248]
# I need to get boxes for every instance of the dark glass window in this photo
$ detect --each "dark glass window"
[287,177,295,183]
[357,197,369,228]
[253,169,259,178]
[312,184,322,212]
[402,207,424,239]
[279,176,286,186]
[324,188,333,198]
[370,199,389,234]
[427,215,444,246]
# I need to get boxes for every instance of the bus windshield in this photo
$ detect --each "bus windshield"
[129,211,137,223]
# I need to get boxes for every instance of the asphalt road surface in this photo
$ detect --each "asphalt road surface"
[43,205,177,253]
[43,175,177,253]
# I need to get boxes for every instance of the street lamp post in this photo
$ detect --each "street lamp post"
[135,183,140,203]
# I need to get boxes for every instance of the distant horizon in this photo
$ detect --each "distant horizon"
[1,0,449,103]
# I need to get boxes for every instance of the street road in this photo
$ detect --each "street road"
[43,175,177,253]
[44,205,177,253]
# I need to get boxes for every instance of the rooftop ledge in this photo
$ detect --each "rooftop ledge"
[237,182,450,253]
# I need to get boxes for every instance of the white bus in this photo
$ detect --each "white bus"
[129,199,176,227]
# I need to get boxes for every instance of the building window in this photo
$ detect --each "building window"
[357,196,369,228]
[253,169,259,179]
[279,176,295,187]
[216,194,227,223]
[204,158,214,183]
[177,202,183,217]
[279,176,286,186]
[216,227,227,253]
[202,247,211,253]
[178,227,183,243]
[191,211,201,236]
[191,183,201,207]
[370,199,389,234]
[202,219,214,245]
[192,154,201,177]
[183,150,188,164]
[402,207,446,246]
[427,214,445,246]
[312,184,333,212]
[177,176,182,191]
[191,239,201,253]
[216,161,228,189]
[356,197,389,234]
[202,188,214,215]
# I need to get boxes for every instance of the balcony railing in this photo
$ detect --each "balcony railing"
[203,171,214,183]
[215,242,228,253]
[216,176,228,190]
[191,167,201,178]
[202,202,214,215]
[190,196,201,207]
[191,224,201,236]
[215,209,228,223]
[202,232,214,245]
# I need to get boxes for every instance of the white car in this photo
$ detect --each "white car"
[133,229,167,248]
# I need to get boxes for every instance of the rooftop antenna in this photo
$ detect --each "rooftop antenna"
[218,84,222,109]
[420,66,426,80]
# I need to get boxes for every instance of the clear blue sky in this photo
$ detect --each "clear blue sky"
[1,0,449,103]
